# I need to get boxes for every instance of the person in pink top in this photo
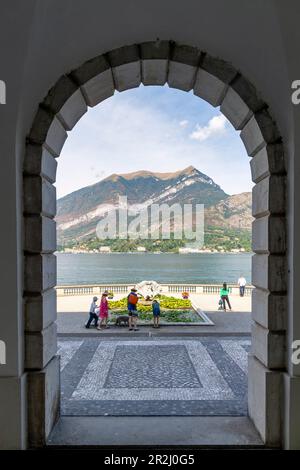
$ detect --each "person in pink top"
[97,291,110,330]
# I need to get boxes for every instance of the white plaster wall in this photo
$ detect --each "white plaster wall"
[274,0,300,449]
[18,0,292,140]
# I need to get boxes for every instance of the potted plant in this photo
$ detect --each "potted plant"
[182,291,189,299]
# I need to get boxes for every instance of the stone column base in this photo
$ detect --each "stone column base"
[27,355,60,447]
[248,354,283,447]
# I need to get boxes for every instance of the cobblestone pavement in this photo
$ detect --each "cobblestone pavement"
[58,336,250,416]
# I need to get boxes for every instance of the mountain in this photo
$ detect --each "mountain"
[56,166,252,245]
[205,192,252,229]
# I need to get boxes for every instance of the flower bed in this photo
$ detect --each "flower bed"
[107,295,203,324]
[108,308,203,324]
[108,295,192,312]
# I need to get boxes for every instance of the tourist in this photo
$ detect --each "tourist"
[85,296,99,328]
[220,282,232,311]
[152,299,161,328]
[97,291,110,330]
[127,287,139,331]
[237,275,247,297]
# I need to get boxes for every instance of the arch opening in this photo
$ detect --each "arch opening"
[23,41,287,448]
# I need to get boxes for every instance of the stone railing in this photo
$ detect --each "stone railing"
[56,283,253,297]
[56,284,129,296]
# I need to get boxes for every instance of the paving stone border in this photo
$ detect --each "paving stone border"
[59,337,249,417]
[23,41,287,447]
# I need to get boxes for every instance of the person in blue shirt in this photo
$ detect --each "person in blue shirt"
[152,299,161,328]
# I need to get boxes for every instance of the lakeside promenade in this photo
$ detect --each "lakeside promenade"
[57,283,252,313]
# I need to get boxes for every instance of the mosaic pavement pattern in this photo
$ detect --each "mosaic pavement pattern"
[58,336,250,416]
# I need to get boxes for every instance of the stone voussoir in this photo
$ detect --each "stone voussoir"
[24,215,56,254]
[240,115,265,156]
[201,53,238,84]
[28,107,55,146]
[230,74,266,113]
[220,86,253,130]
[252,288,286,331]
[170,43,202,66]
[43,116,68,157]
[24,253,57,293]
[252,175,286,217]
[25,289,57,332]
[167,43,201,92]
[252,215,286,254]
[23,144,57,183]
[250,143,286,183]
[251,322,286,369]
[24,176,56,217]
[29,111,68,157]
[58,88,87,130]
[70,54,111,85]
[140,41,170,86]
[25,322,57,370]
[140,41,170,60]
[112,61,141,92]
[194,68,227,107]
[142,59,168,86]
[42,75,78,115]
[108,45,141,92]
[241,110,280,158]
[167,62,197,91]
[254,109,281,145]
[108,44,140,67]
[80,71,115,107]
[252,253,287,293]
[71,54,115,107]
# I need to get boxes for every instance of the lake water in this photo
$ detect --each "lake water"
[57,252,252,285]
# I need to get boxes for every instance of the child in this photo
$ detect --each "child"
[152,299,161,328]
[85,296,99,329]
[97,291,110,330]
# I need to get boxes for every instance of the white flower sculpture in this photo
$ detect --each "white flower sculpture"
[135,280,162,299]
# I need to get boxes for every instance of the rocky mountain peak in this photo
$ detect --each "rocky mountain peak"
[56,166,251,244]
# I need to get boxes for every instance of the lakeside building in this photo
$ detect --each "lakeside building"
[99,246,112,253]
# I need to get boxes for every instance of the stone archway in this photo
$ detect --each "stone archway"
[23,41,287,447]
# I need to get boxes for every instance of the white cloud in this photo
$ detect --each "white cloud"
[190,114,227,142]
[179,119,189,127]
[56,89,251,198]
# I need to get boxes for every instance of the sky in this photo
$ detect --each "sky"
[56,85,252,199]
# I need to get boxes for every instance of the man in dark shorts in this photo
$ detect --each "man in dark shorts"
[127,288,139,331]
